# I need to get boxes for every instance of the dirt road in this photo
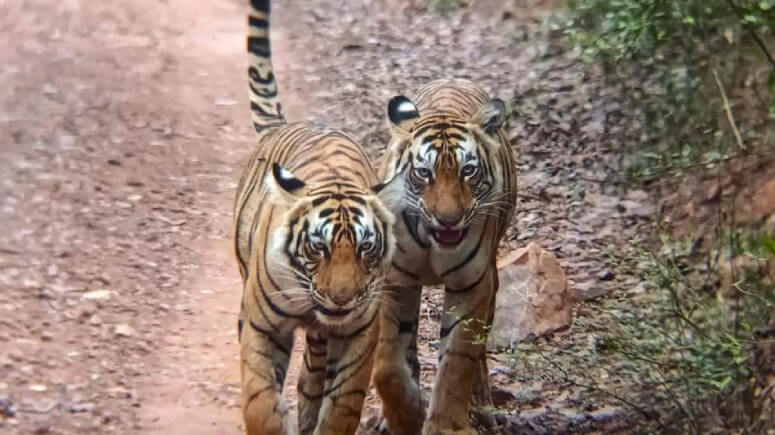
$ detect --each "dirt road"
[1,0,649,434]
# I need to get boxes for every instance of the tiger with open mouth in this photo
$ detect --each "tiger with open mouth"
[373,79,517,435]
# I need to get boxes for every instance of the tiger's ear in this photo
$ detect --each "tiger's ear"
[387,95,420,133]
[472,98,506,136]
[265,163,306,204]
[371,171,405,213]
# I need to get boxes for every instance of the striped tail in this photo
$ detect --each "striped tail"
[248,0,284,133]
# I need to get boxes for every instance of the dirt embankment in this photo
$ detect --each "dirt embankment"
[1,0,653,434]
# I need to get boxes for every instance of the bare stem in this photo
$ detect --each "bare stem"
[712,68,745,150]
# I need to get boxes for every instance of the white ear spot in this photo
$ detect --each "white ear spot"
[271,163,305,193]
[277,166,294,181]
[397,100,417,114]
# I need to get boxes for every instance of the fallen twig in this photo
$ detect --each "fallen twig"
[712,68,744,150]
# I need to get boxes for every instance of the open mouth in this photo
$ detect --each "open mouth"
[430,227,466,246]
[314,303,353,317]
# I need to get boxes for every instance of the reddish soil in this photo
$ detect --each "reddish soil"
[1,1,260,433]
[0,0,654,434]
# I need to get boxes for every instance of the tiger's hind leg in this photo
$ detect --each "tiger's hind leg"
[374,285,425,435]
[298,329,327,435]
[240,288,297,435]
[314,315,380,435]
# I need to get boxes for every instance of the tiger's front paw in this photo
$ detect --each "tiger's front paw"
[375,403,426,435]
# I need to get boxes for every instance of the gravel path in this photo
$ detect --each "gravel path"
[0,0,652,433]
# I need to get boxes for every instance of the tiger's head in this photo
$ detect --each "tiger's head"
[266,164,402,328]
[386,95,506,248]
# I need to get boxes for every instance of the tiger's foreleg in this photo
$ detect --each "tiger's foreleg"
[423,265,497,435]
[313,316,380,435]
[240,287,297,435]
[373,285,425,435]
[298,329,327,435]
[470,277,497,429]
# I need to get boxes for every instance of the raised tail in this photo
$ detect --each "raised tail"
[248,0,284,133]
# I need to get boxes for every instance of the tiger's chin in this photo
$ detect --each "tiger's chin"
[313,301,377,331]
[429,227,468,247]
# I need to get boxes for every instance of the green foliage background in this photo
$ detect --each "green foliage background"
[565,0,775,181]
[556,1,775,432]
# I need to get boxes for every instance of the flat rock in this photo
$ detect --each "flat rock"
[81,290,114,300]
[114,324,134,337]
[489,242,573,350]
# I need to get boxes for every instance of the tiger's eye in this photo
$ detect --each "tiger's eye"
[462,165,478,177]
[311,240,326,251]
[414,167,431,178]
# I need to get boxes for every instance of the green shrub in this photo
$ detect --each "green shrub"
[565,0,775,181]
[507,231,774,433]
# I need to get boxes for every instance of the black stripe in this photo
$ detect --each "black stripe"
[414,122,452,138]
[248,66,275,85]
[380,218,389,258]
[248,36,270,57]
[326,356,341,368]
[252,281,281,332]
[298,387,323,401]
[250,0,270,13]
[235,159,266,272]
[439,349,478,363]
[391,261,418,281]
[248,16,269,29]
[441,223,486,277]
[308,347,326,357]
[249,319,290,355]
[283,216,302,270]
[323,341,377,395]
[311,194,366,207]
[253,348,280,363]
[399,321,416,334]
[257,275,305,319]
[261,208,305,319]
[306,334,327,346]
[330,403,361,419]
[274,362,287,386]
[292,152,329,172]
[445,268,487,293]
[299,167,331,181]
[440,314,468,339]
[250,101,279,117]
[328,309,378,340]
[294,149,364,171]
[245,385,274,408]
[402,209,430,249]
[304,355,326,373]
[446,131,466,142]
[333,389,367,400]
[249,82,277,98]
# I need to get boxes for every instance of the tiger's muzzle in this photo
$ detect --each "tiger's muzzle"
[427,211,469,247]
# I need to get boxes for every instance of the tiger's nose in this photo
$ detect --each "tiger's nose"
[436,213,462,228]
[330,293,352,306]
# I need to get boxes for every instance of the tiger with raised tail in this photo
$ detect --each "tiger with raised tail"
[233,1,402,434]
[373,79,517,435]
